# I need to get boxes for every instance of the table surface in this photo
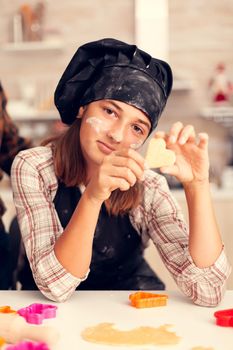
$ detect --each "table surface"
[0,290,232,350]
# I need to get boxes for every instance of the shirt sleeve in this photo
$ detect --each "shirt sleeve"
[132,171,232,307]
[11,150,89,302]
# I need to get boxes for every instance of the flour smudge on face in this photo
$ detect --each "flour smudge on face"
[86,116,144,150]
[86,117,109,133]
[130,140,143,150]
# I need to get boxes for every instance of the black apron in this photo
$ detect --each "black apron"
[20,182,165,290]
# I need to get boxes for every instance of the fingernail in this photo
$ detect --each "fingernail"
[179,137,186,145]
[169,136,176,143]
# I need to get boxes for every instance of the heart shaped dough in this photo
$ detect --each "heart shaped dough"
[145,138,176,168]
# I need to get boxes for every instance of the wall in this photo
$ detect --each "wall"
[1,0,233,175]
[0,0,134,100]
[166,0,233,182]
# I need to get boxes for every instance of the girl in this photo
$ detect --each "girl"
[11,38,231,304]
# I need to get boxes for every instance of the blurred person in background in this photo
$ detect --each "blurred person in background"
[0,81,32,289]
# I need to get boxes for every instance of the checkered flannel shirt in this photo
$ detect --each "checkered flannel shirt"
[11,146,231,304]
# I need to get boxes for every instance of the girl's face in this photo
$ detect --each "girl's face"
[78,99,151,170]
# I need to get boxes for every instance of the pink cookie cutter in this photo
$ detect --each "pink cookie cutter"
[5,341,50,350]
[17,303,57,324]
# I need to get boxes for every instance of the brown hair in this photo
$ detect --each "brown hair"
[43,119,143,215]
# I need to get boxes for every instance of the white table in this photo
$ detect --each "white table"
[0,290,232,350]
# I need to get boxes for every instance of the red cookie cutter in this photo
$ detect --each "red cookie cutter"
[17,303,57,325]
[5,341,50,350]
[214,308,233,327]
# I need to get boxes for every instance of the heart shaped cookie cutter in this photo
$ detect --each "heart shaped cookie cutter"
[17,303,57,325]
[214,308,233,327]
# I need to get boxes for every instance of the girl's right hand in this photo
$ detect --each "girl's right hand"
[85,148,146,203]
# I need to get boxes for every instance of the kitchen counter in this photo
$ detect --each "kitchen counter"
[0,290,232,349]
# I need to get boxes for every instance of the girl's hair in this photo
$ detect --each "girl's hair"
[42,119,143,215]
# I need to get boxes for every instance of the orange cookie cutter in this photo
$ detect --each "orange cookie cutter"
[0,336,5,347]
[0,305,17,314]
[129,292,168,308]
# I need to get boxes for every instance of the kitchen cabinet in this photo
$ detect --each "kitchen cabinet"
[7,100,63,144]
[1,40,63,53]
[200,106,233,135]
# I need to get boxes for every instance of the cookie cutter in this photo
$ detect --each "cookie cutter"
[129,292,168,308]
[5,341,50,350]
[0,306,17,314]
[0,336,6,347]
[214,308,233,327]
[17,303,57,324]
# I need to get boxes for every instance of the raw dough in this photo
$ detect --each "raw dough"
[145,138,176,168]
[81,322,180,346]
[192,347,214,350]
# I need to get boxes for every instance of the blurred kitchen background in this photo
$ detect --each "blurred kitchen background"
[1,0,233,289]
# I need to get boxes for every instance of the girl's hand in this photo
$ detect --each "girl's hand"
[154,122,210,186]
[85,148,145,203]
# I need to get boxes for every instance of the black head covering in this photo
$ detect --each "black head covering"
[54,38,173,131]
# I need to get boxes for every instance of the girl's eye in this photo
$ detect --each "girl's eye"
[104,108,116,117]
[132,125,144,135]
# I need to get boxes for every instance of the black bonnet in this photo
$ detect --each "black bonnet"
[54,38,173,131]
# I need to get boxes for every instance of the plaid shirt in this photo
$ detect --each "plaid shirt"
[11,146,231,304]
[0,82,31,218]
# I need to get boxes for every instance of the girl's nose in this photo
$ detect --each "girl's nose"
[107,125,125,143]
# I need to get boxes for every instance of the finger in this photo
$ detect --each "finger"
[160,165,179,177]
[110,166,137,187]
[114,148,146,172]
[110,177,131,192]
[178,125,196,145]
[168,122,184,144]
[111,156,144,181]
[153,131,171,144]
[154,131,167,139]
[198,132,209,150]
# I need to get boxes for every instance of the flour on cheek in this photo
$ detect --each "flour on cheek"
[86,116,144,150]
[86,117,109,133]
[130,140,144,150]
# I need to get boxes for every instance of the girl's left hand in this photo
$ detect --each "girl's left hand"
[154,122,210,186]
